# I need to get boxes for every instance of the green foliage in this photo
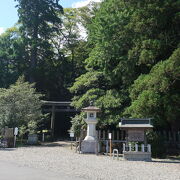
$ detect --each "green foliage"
[70,0,180,131]
[58,8,91,81]
[15,0,64,83]
[70,71,125,126]
[125,48,180,129]
[0,27,26,88]
[70,114,86,137]
[70,71,104,95]
[0,76,44,134]
[18,125,27,139]
[28,120,38,135]
[0,0,179,134]
[147,131,167,158]
[9,1,92,101]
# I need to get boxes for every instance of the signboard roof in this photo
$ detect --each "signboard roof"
[119,118,153,129]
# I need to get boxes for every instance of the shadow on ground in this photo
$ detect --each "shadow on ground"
[152,159,180,164]
[0,148,16,151]
[40,141,71,148]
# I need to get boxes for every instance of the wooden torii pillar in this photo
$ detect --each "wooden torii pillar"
[50,105,55,139]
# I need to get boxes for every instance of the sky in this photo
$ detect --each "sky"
[0,0,101,34]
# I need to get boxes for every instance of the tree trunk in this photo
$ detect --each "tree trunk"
[29,16,39,83]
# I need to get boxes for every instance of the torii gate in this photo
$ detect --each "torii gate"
[42,101,79,139]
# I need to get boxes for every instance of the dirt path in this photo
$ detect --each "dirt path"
[0,141,180,180]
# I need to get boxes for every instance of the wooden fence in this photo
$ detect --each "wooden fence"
[77,130,180,154]
[97,130,126,140]
[96,129,180,144]
[156,131,180,143]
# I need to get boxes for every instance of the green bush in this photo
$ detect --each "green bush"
[70,113,86,137]
[0,76,44,135]
[147,131,167,158]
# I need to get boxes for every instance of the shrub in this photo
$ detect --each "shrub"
[147,131,167,158]
[0,76,44,135]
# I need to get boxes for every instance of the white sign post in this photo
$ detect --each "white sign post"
[108,133,112,140]
[108,133,112,156]
[70,132,74,138]
[14,127,18,148]
[69,132,74,150]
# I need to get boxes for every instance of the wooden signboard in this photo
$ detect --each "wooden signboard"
[128,130,144,142]
[5,128,14,138]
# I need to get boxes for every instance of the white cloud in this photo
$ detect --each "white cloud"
[72,0,102,8]
[0,27,5,35]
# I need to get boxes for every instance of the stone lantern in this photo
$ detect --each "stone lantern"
[81,102,100,153]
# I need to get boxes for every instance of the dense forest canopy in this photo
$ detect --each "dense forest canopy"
[0,0,179,130]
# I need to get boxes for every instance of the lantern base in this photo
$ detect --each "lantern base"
[81,140,97,153]
[84,135,96,141]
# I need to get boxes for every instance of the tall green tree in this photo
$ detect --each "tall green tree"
[60,8,92,78]
[49,7,95,101]
[125,48,180,130]
[14,0,76,101]
[0,27,27,88]
[15,0,63,83]
[70,0,180,128]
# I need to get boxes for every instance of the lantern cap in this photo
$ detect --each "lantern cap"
[82,101,101,112]
[82,106,101,112]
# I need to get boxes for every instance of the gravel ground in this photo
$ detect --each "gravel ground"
[0,141,180,180]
